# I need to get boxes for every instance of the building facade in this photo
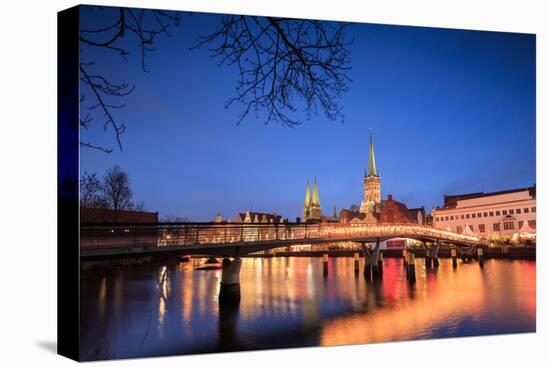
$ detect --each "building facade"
[432,186,536,239]
[80,206,158,223]
[236,210,282,224]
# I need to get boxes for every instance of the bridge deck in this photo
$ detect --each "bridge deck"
[80,223,481,259]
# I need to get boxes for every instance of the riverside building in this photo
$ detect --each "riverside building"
[432,185,536,239]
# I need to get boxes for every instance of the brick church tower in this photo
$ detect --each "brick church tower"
[360,129,381,214]
[303,177,322,222]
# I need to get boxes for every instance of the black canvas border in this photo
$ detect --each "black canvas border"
[57,5,80,361]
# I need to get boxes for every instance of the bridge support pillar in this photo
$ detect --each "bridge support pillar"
[451,248,457,268]
[219,257,242,304]
[425,248,432,269]
[477,247,484,267]
[432,240,440,268]
[354,252,360,274]
[360,243,372,279]
[407,252,416,283]
[370,239,382,280]
[323,253,329,276]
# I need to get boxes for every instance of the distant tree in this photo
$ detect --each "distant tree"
[80,172,106,208]
[130,201,146,212]
[102,165,133,220]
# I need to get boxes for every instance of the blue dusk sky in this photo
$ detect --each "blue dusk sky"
[79,6,536,221]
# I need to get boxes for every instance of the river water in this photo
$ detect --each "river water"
[80,257,536,361]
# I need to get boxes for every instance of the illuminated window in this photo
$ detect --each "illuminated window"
[528,220,536,229]
[503,222,515,230]
[493,223,500,231]
[478,224,485,232]
[531,207,536,213]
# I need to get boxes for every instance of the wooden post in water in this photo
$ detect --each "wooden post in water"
[451,248,457,268]
[403,249,408,268]
[323,253,329,276]
[425,247,432,269]
[408,252,416,283]
[354,252,360,274]
[477,247,484,267]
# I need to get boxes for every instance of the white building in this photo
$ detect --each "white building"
[432,185,536,239]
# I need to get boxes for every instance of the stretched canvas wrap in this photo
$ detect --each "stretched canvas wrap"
[58,4,536,362]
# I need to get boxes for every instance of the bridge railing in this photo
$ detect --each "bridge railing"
[80,222,480,250]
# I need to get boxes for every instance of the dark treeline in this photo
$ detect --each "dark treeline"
[80,165,145,214]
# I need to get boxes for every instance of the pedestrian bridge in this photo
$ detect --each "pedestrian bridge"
[80,222,481,260]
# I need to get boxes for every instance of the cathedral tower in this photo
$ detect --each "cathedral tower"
[303,181,311,221]
[360,129,381,213]
[309,177,322,220]
[302,178,322,222]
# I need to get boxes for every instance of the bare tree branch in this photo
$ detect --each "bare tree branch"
[193,16,352,126]
[79,6,181,152]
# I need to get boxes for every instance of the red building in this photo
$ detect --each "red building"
[80,207,159,224]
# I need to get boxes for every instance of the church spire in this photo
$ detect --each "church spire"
[304,181,311,208]
[311,177,320,207]
[367,128,378,177]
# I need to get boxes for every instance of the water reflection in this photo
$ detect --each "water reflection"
[80,257,536,361]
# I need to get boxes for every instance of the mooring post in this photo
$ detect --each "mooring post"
[354,252,360,273]
[323,253,329,276]
[403,248,408,268]
[451,248,457,268]
[477,247,484,267]
[407,252,416,283]
[219,258,242,304]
